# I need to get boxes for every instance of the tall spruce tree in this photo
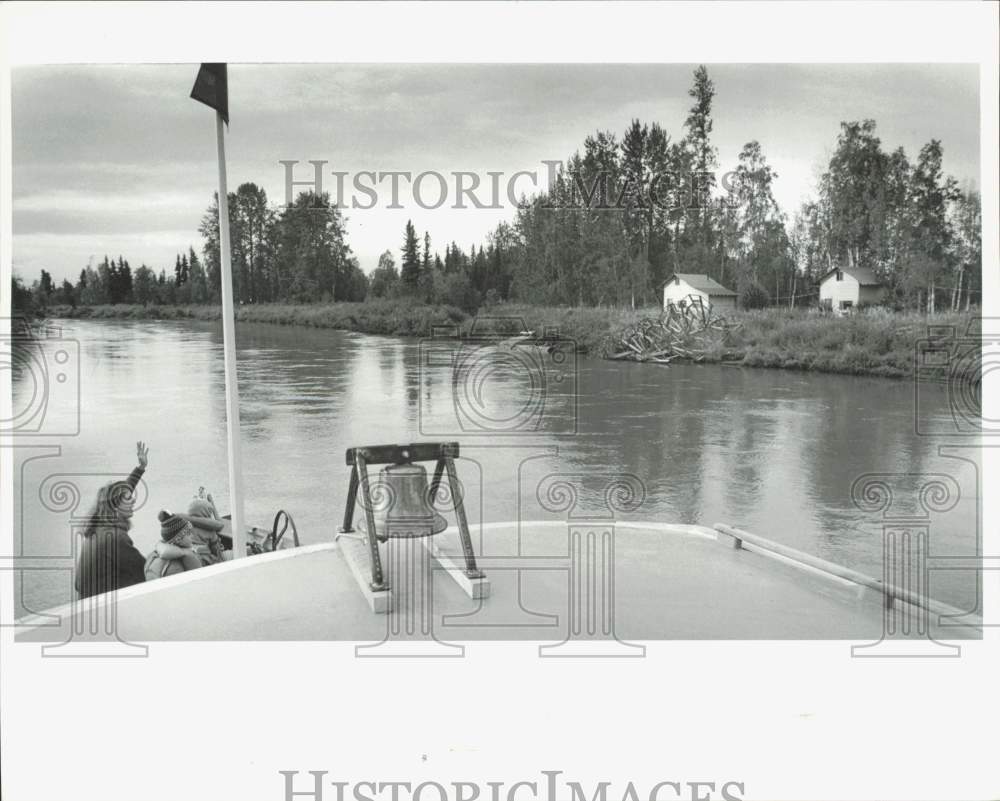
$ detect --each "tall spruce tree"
[400,220,421,290]
[682,65,719,275]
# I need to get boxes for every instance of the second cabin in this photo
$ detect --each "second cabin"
[818,267,887,314]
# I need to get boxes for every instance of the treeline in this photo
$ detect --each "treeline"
[17,188,368,313]
[197,187,367,304]
[791,125,981,312]
[17,65,981,316]
[365,220,509,312]
[345,66,982,313]
[469,66,982,310]
[19,251,215,312]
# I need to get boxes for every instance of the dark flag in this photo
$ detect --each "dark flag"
[190,63,229,124]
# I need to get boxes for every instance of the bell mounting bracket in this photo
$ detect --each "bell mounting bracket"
[339,441,484,592]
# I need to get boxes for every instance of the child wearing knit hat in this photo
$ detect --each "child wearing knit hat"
[144,510,202,580]
[178,490,225,566]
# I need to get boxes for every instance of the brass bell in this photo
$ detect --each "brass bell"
[357,462,448,541]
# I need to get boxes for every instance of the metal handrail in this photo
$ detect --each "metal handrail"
[714,523,971,622]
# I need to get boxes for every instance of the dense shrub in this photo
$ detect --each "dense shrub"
[739,282,771,310]
[436,272,481,314]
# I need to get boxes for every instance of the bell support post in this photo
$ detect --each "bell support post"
[429,458,447,507]
[354,449,387,591]
[444,456,484,579]
[340,461,360,534]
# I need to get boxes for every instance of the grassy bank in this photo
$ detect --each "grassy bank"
[48,301,977,379]
[725,308,974,378]
[50,300,644,355]
[49,300,468,338]
[493,304,975,379]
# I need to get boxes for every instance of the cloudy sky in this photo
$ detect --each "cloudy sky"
[12,63,979,284]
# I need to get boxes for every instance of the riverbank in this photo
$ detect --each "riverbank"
[45,300,664,352]
[47,299,469,337]
[712,308,973,378]
[499,305,975,379]
[47,301,976,379]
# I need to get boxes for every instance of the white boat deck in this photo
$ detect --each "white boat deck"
[14,521,980,643]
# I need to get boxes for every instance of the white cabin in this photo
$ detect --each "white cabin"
[661,273,737,312]
[818,267,886,313]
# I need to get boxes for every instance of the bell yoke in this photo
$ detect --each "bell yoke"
[339,442,485,592]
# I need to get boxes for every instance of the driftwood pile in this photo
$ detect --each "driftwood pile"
[604,297,741,365]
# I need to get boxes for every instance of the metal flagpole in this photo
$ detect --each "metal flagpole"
[215,111,247,558]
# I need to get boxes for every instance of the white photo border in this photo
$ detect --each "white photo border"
[1,3,997,800]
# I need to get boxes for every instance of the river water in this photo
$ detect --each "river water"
[11,318,981,616]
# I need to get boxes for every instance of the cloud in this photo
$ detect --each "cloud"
[15,188,205,216]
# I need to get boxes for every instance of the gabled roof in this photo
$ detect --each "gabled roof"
[662,273,737,296]
[818,267,883,287]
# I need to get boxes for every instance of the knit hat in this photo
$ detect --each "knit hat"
[158,510,190,543]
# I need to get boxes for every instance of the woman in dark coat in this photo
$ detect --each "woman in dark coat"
[74,442,150,599]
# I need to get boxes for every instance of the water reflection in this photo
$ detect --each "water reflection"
[11,318,980,614]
